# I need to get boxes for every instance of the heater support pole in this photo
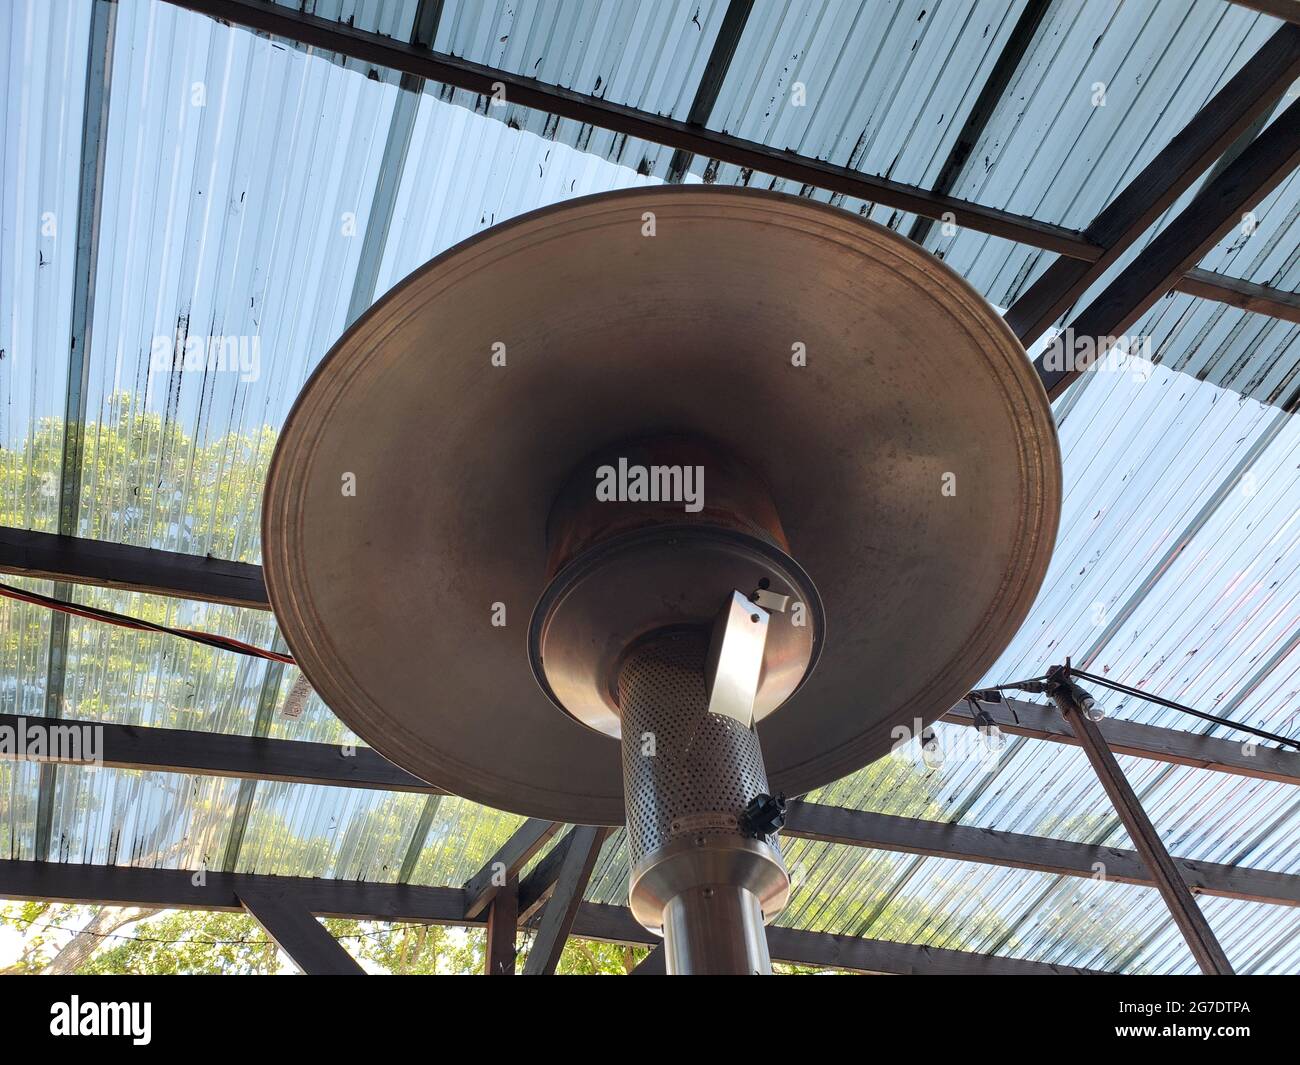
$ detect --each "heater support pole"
[663,883,772,974]
[1048,668,1235,975]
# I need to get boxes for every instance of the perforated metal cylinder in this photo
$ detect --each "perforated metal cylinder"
[619,631,772,862]
[618,629,789,974]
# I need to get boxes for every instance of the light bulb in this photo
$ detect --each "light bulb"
[1064,679,1104,723]
[980,723,1007,753]
[973,709,1007,753]
[920,730,945,770]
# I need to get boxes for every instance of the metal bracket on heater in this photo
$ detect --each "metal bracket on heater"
[751,587,791,613]
[705,591,770,726]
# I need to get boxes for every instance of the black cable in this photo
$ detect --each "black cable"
[992,674,1052,691]
[1067,668,1299,750]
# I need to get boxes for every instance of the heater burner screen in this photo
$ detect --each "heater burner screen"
[618,631,775,865]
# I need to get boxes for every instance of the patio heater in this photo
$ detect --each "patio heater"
[262,188,1061,974]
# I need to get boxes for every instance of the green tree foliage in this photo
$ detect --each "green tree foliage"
[80,911,281,975]
[0,902,647,974]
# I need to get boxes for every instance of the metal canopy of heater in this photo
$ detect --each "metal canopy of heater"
[260,187,1060,827]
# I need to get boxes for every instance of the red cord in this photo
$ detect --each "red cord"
[0,582,296,665]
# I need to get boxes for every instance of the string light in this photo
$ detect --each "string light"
[0,911,433,947]
[920,727,945,770]
[973,707,1008,751]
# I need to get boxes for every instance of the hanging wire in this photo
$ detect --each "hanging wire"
[1066,667,1299,750]
[0,911,429,946]
[5,576,1293,750]
[987,664,1298,750]
[0,581,294,665]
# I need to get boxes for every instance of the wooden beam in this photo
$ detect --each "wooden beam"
[0,859,1119,974]
[462,818,561,920]
[0,713,443,793]
[522,826,606,975]
[569,903,1109,975]
[165,0,1098,260]
[942,698,1300,785]
[664,0,754,184]
[1174,268,1300,324]
[1006,21,1300,346]
[5,712,1293,905]
[0,858,1116,974]
[0,860,471,923]
[1035,95,1300,399]
[517,826,576,923]
[0,527,270,610]
[5,694,1288,802]
[1051,678,1235,974]
[1226,1,1300,26]
[238,886,366,975]
[484,877,518,975]
[783,801,1300,908]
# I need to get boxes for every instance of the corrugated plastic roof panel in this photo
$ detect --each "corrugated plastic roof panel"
[268,0,422,84]
[78,0,399,562]
[0,0,90,532]
[406,796,525,888]
[429,0,730,180]
[46,764,240,869]
[1200,164,1300,290]
[707,0,1032,189]
[373,80,661,299]
[1,0,1298,970]
[233,779,428,881]
[930,0,1280,306]
[271,0,420,40]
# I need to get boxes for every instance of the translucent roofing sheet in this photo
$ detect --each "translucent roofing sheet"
[268,0,422,85]
[923,0,1279,300]
[570,828,630,906]
[941,0,1274,229]
[405,796,524,887]
[45,763,240,869]
[0,759,42,861]
[1,0,1298,973]
[55,0,671,566]
[435,0,727,114]
[0,0,89,532]
[708,0,1032,188]
[77,0,397,562]
[271,0,421,41]
[373,80,660,300]
[233,779,428,881]
[429,0,728,180]
[0,578,56,720]
[56,589,276,734]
